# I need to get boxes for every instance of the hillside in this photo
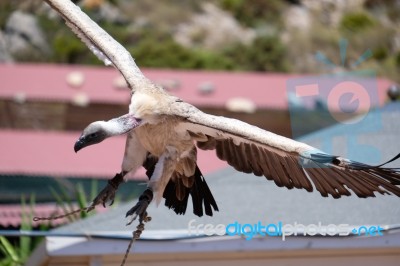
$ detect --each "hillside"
[1,0,400,82]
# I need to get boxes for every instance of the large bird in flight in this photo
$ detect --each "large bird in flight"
[46,0,400,225]
[74,84,400,223]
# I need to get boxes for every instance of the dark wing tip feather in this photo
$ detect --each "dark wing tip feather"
[306,151,400,197]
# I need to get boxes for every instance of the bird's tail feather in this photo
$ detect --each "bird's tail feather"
[163,179,190,215]
[143,154,218,217]
[163,166,219,217]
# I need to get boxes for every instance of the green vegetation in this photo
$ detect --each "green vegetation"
[0,181,106,265]
[396,51,400,69]
[37,15,100,65]
[129,37,235,70]
[219,0,285,28]
[340,12,377,33]
[36,11,286,71]
[224,36,288,72]
[49,180,102,222]
[0,0,26,29]
[0,195,44,266]
[2,0,400,82]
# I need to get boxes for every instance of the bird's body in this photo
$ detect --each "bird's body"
[135,117,188,158]
[135,117,197,203]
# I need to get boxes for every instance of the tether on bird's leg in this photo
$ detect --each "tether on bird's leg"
[33,172,125,223]
[120,213,152,266]
[33,206,91,222]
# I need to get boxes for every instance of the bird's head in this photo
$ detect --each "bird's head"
[74,114,142,152]
[74,121,109,152]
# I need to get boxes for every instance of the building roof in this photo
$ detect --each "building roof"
[26,230,400,265]
[0,63,394,110]
[0,130,227,179]
[0,203,110,228]
[0,203,63,228]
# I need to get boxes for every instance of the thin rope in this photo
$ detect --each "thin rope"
[33,207,91,222]
[120,215,151,266]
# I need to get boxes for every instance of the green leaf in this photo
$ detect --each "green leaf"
[0,236,19,263]
[90,179,98,200]
[49,187,75,222]
[0,257,15,266]
[19,196,32,261]
[76,183,88,219]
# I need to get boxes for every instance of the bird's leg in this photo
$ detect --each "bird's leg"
[87,171,126,212]
[125,149,177,225]
[125,188,153,225]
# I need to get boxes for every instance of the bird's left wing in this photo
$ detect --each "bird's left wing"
[171,102,400,199]
[44,0,153,92]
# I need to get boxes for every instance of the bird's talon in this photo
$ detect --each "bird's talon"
[89,173,123,209]
[125,189,153,226]
[126,214,138,226]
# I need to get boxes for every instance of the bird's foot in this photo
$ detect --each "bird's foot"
[126,188,153,225]
[87,172,124,212]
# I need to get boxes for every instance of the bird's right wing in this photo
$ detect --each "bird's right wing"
[171,102,400,199]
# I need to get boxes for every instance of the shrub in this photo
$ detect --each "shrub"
[224,36,289,72]
[340,12,377,33]
[396,51,400,68]
[219,0,286,28]
[372,46,388,61]
[129,37,234,70]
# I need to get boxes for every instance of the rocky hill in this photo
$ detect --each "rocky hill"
[1,0,400,81]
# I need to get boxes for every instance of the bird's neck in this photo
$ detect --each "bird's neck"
[105,114,141,136]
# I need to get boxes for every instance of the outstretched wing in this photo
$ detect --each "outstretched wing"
[172,103,400,198]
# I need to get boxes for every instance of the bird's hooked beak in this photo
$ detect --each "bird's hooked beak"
[74,131,104,153]
[74,131,108,153]
[74,136,87,153]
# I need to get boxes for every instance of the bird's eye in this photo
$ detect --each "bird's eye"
[88,133,97,138]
